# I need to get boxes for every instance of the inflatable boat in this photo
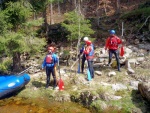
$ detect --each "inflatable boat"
[0,73,30,99]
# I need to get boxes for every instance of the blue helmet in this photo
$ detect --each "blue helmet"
[110,30,115,34]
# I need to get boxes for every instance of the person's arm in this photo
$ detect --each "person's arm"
[117,36,122,44]
[54,54,58,67]
[79,45,85,54]
[42,57,46,69]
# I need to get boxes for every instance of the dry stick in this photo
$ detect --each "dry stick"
[70,59,79,70]
[138,16,150,32]
[70,59,79,76]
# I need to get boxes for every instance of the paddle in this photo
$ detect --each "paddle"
[54,66,58,85]
[17,66,32,75]
[120,46,124,57]
[86,61,92,81]
[77,54,81,73]
[57,58,64,91]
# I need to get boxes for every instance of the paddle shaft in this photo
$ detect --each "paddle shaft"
[58,58,61,79]
[17,66,32,75]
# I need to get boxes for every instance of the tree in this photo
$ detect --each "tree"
[116,0,120,14]
[0,1,46,72]
[61,10,94,55]
[62,11,94,41]
[0,11,9,35]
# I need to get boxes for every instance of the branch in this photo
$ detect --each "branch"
[138,16,150,32]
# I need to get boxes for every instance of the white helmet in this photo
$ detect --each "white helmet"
[83,37,89,41]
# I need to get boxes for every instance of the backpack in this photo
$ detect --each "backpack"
[109,36,118,47]
[46,54,53,64]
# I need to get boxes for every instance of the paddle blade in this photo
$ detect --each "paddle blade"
[87,68,92,81]
[77,64,80,73]
[58,78,64,91]
[120,46,124,57]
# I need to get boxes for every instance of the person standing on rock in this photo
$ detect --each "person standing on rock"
[42,46,58,89]
[83,40,95,78]
[105,30,122,72]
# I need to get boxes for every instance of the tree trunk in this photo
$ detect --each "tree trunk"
[116,0,120,14]
[42,7,48,37]
[58,0,61,15]
[13,52,21,72]
[50,2,54,24]
[103,0,107,15]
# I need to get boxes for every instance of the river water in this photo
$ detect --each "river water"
[0,96,92,113]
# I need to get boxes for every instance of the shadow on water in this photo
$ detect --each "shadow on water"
[131,90,150,113]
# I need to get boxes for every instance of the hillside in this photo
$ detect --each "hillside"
[40,0,150,46]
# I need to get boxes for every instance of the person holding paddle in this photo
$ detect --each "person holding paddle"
[79,37,94,74]
[42,46,58,89]
[83,40,95,79]
[105,30,122,72]
[78,37,89,73]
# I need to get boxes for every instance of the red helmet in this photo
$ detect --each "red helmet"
[48,47,54,52]
[85,40,92,45]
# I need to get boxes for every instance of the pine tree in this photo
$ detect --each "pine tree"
[0,1,46,72]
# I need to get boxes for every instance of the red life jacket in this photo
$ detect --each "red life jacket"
[46,54,53,64]
[84,45,94,60]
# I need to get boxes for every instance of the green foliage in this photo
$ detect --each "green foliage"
[1,31,46,56]
[120,5,150,33]
[96,85,112,95]
[22,18,44,36]
[90,100,105,112]
[0,58,12,72]
[0,11,9,34]
[0,36,6,55]
[47,0,63,4]
[4,33,26,55]
[1,1,46,55]
[138,0,150,8]
[121,7,150,21]
[29,0,47,12]
[61,11,94,41]
[108,95,135,113]
[4,1,32,30]
[26,36,46,55]
[0,1,46,71]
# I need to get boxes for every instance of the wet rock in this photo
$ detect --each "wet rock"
[95,71,102,76]
[112,83,127,91]
[108,71,116,77]
[127,68,135,74]
[130,81,139,90]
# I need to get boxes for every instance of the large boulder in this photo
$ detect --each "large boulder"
[138,82,150,102]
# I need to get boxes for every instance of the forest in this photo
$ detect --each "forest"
[0,1,150,112]
[0,0,149,73]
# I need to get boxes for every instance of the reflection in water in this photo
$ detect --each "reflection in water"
[0,97,91,113]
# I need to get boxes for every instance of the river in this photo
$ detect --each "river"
[0,96,92,113]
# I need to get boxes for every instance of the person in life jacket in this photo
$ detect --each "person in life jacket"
[83,40,95,78]
[79,37,94,73]
[42,46,58,89]
[79,37,89,73]
[105,30,122,72]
